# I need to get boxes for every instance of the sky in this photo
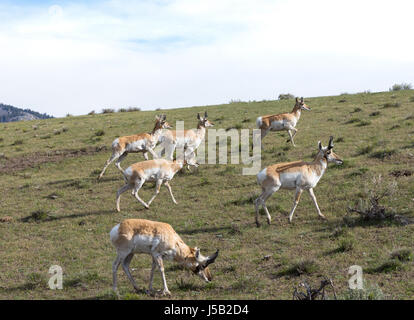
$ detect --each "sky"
[0,0,413,117]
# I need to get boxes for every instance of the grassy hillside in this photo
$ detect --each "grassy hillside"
[0,90,413,300]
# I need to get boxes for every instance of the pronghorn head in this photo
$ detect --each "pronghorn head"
[197,111,214,128]
[155,114,172,130]
[187,247,219,282]
[295,97,311,111]
[318,136,343,165]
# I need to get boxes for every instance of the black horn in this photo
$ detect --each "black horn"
[328,136,334,149]
[204,249,219,267]
[204,111,208,118]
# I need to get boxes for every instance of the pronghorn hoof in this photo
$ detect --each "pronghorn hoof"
[255,221,261,228]
[146,289,155,296]
[266,219,271,225]
[162,290,172,297]
[319,215,327,220]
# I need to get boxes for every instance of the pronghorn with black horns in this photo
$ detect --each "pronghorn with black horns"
[110,218,219,297]
[254,136,343,227]
[256,97,311,147]
[116,157,186,211]
[98,115,172,180]
[158,111,213,169]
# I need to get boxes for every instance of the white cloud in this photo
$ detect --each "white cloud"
[0,0,413,117]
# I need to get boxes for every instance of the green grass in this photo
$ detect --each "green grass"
[0,90,414,300]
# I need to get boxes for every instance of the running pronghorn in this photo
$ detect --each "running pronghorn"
[98,115,172,180]
[116,158,185,211]
[110,218,219,297]
[254,136,343,227]
[256,97,311,147]
[158,112,213,169]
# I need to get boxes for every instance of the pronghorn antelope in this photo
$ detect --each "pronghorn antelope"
[116,158,185,211]
[254,137,343,227]
[98,115,172,180]
[110,218,219,296]
[256,97,311,147]
[158,112,213,169]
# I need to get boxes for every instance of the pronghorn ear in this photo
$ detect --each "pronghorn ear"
[318,141,322,150]
[155,115,160,120]
[195,247,201,260]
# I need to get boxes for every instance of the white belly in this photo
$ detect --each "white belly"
[132,235,159,254]
[270,120,285,131]
[126,140,146,152]
[280,172,301,189]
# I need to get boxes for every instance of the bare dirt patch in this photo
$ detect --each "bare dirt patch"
[0,146,107,173]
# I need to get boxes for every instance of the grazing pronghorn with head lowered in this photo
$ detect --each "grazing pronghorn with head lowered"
[110,218,219,296]
[98,115,172,180]
[254,136,343,227]
[116,158,186,211]
[158,112,213,168]
[256,97,311,147]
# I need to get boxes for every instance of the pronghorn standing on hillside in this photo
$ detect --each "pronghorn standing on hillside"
[98,115,172,180]
[254,137,343,227]
[256,97,311,147]
[116,158,185,211]
[110,218,219,296]
[158,112,213,169]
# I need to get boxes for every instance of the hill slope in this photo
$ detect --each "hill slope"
[0,90,413,300]
[0,103,53,123]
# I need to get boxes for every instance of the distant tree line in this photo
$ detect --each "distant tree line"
[0,103,53,122]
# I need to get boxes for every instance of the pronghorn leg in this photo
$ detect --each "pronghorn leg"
[147,179,163,206]
[98,152,121,180]
[164,181,177,204]
[121,253,140,292]
[154,255,171,296]
[133,179,149,209]
[288,188,303,223]
[254,186,279,226]
[115,152,128,172]
[185,147,198,171]
[254,190,266,227]
[261,187,279,225]
[147,258,157,294]
[143,152,149,160]
[116,184,132,212]
[287,130,296,147]
[147,147,158,159]
[112,254,122,297]
[165,142,176,161]
[260,128,269,149]
[308,188,326,220]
